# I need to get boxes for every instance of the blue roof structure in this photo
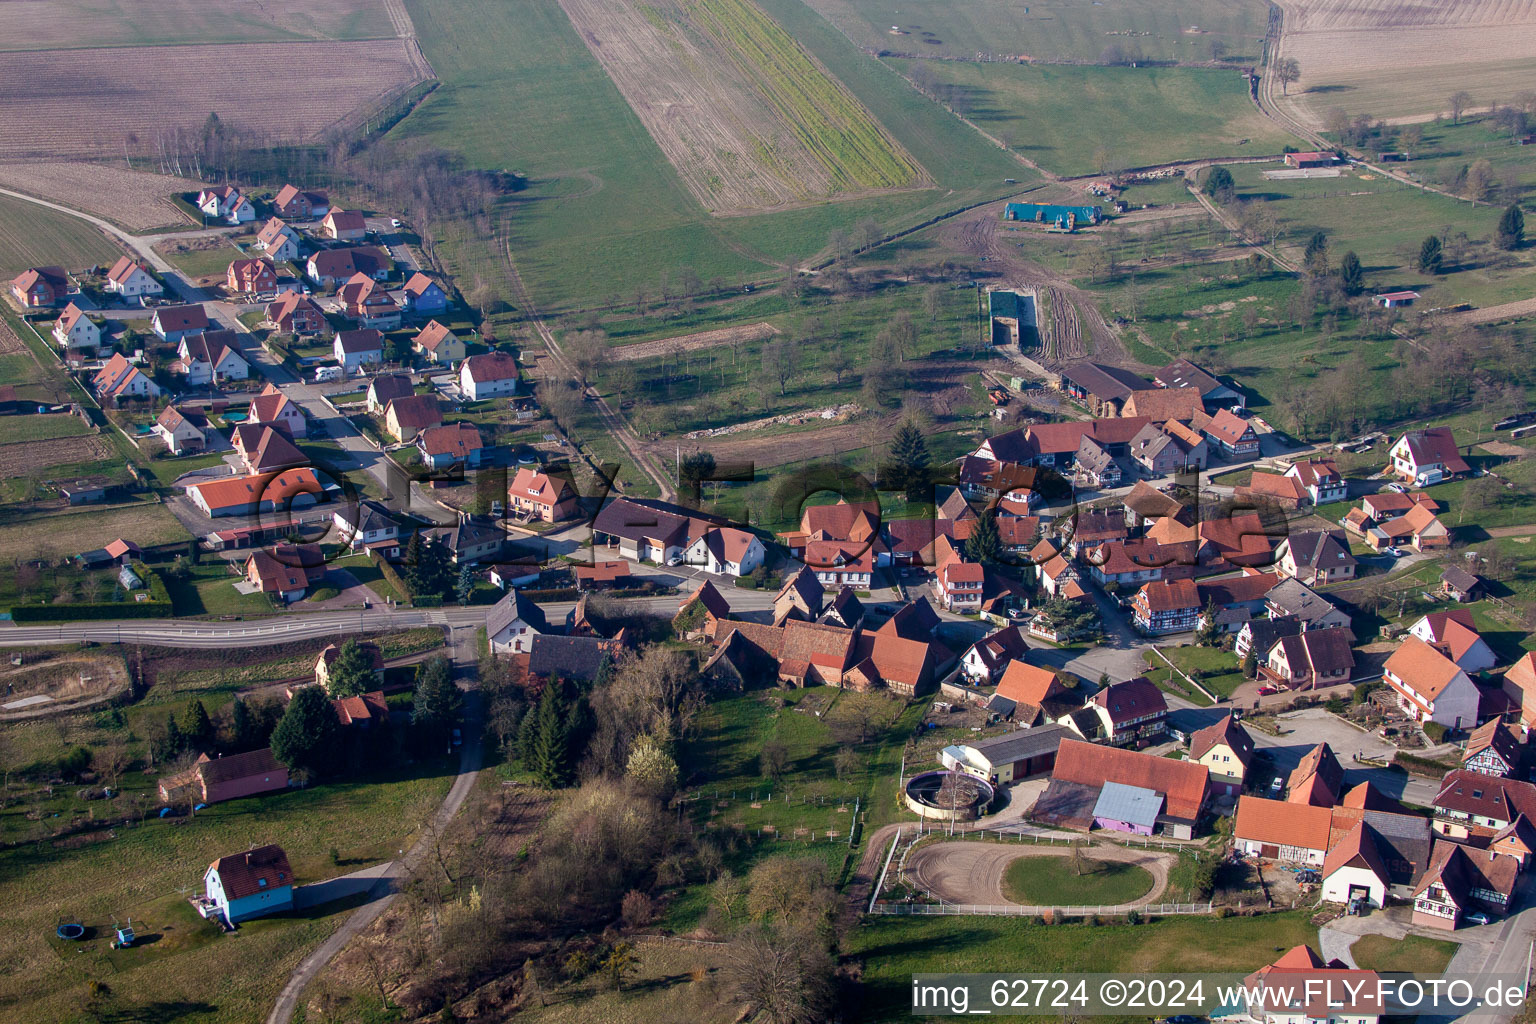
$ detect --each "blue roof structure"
[1005,202,1103,229]
[1092,780,1162,828]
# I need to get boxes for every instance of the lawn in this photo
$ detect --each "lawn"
[846,910,1320,1021]
[1148,645,1247,700]
[0,760,455,1023]
[0,501,190,564]
[888,62,1300,177]
[0,414,90,444]
[333,552,408,605]
[0,193,119,276]
[1001,852,1156,906]
[1349,933,1458,974]
[160,561,278,617]
[802,0,1268,64]
[395,0,1027,313]
[153,237,242,279]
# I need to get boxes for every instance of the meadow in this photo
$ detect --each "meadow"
[0,193,120,276]
[396,0,1028,313]
[803,0,1268,63]
[0,501,190,564]
[890,62,1300,176]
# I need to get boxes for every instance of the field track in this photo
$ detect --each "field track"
[611,322,778,362]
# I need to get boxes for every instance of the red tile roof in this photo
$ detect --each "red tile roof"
[1051,738,1207,821]
[1235,795,1334,850]
[209,843,292,899]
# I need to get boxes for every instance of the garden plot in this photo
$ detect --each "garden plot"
[556,0,927,214]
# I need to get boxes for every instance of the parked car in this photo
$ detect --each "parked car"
[1466,911,1490,926]
[1387,547,1404,557]
[1269,776,1284,794]
[1387,483,1407,494]
[390,218,402,229]
[1257,685,1278,696]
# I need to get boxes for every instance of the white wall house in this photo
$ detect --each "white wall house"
[683,528,765,577]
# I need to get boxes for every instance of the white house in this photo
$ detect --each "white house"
[333,329,384,373]
[1233,796,1332,865]
[1320,823,1391,908]
[1286,459,1349,505]
[1388,427,1469,486]
[1383,635,1480,730]
[203,844,294,925]
[177,330,250,386]
[153,405,209,455]
[331,499,403,554]
[197,185,255,224]
[459,352,520,401]
[1409,610,1497,674]
[487,591,549,654]
[255,217,302,262]
[52,303,100,352]
[683,527,765,577]
[104,256,162,300]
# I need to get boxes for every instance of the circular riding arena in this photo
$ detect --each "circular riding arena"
[905,841,1175,909]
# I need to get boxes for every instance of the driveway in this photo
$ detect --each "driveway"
[1249,707,1441,806]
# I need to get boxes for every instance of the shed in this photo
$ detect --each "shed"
[1092,780,1164,836]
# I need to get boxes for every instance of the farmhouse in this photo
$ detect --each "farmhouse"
[248,383,306,437]
[1034,738,1207,839]
[417,422,484,470]
[1284,151,1340,168]
[273,184,328,220]
[1131,577,1200,635]
[1372,290,1420,308]
[487,590,549,654]
[575,560,632,592]
[592,496,725,564]
[1234,796,1333,863]
[203,844,294,925]
[1120,387,1204,424]
[1440,566,1485,603]
[104,256,162,300]
[678,581,733,639]
[92,353,160,403]
[1237,471,1307,510]
[334,328,385,373]
[1384,636,1479,729]
[153,405,208,455]
[1190,408,1260,458]
[52,302,100,353]
[320,208,368,241]
[366,374,414,414]
[704,618,936,696]
[255,217,303,261]
[264,292,328,336]
[777,499,880,558]
[177,329,250,385]
[402,272,449,314]
[1057,361,1152,416]
[1388,426,1468,485]
[383,394,442,442]
[158,748,288,804]
[412,320,465,364]
[152,304,211,343]
[941,724,1070,785]
[459,351,520,400]
[1154,358,1244,409]
[189,467,326,517]
[1505,654,1536,736]
[1463,720,1523,777]
[10,266,70,308]
[1412,841,1520,929]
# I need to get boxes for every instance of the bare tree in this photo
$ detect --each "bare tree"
[1449,90,1473,124]
[723,925,836,1024]
[1274,58,1301,95]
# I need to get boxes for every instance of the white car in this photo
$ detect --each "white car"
[1386,483,1407,494]
[666,555,683,566]
[1465,911,1491,926]
[390,218,402,229]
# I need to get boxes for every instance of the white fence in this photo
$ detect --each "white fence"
[871,901,1214,917]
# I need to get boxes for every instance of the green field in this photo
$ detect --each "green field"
[154,238,242,280]
[396,0,1029,313]
[0,502,190,564]
[803,0,1268,64]
[1002,853,1156,905]
[0,194,119,276]
[890,62,1299,176]
[848,911,1320,1021]
[0,414,90,445]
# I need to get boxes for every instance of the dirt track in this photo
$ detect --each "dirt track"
[1452,298,1536,326]
[906,841,1173,908]
[612,322,777,363]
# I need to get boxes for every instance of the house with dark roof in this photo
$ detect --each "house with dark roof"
[959,625,1029,684]
[1264,578,1353,632]
[1432,770,1536,841]
[1086,677,1167,746]
[314,642,385,689]
[1264,629,1355,691]
[383,394,442,442]
[264,292,328,335]
[306,246,390,287]
[232,423,308,474]
[1232,612,1300,662]
[1058,361,1153,416]
[527,634,617,683]
[1464,720,1523,778]
[821,587,864,629]
[677,580,733,639]
[151,304,211,343]
[592,497,725,564]
[426,514,503,564]
[154,405,209,455]
[459,352,521,400]
[1440,566,1485,603]
[1154,358,1244,409]
[177,329,250,385]
[773,567,825,624]
[941,723,1070,784]
[273,184,328,220]
[1413,841,1521,929]
[1275,530,1356,585]
[204,844,293,925]
[487,590,550,654]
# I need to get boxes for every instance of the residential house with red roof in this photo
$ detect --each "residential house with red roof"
[151,304,211,343]
[411,320,465,365]
[1364,502,1450,552]
[264,292,328,336]
[417,422,484,471]
[320,208,367,241]
[1127,421,1207,476]
[804,539,874,588]
[333,691,390,728]
[1463,720,1523,778]
[273,184,327,220]
[684,526,765,577]
[402,272,449,314]
[459,351,521,400]
[203,844,294,925]
[1243,945,1382,1024]
[248,383,306,437]
[1286,743,1345,806]
[1432,770,1536,840]
[1287,458,1348,504]
[255,217,302,262]
[160,748,287,805]
[1361,491,1439,521]
[232,424,307,474]
[1190,714,1253,796]
[1036,738,1206,838]
[1131,577,1200,634]
[934,557,984,611]
[11,266,70,308]
[507,467,578,522]
[177,329,250,385]
[1388,426,1469,486]
[575,560,632,592]
[1410,610,1497,673]
[104,256,162,300]
[337,273,400,330]
[92,353,160,403]
[306,246,390,287]
[154,405,208,455]
[244,543,324,601]
[1413,841,1521,929]
[1503,653,1536,736]
[1190,408,1259,458]
[1237,470,1307,510]
[777,499,880,558]
[1385,636,1479,729]
[52,302,100,353]
[959,624,1029,684]
[225,257,277,298]
[334,327,385,373]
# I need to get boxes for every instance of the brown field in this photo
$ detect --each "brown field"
[1,0,399,51]
[0,162,202,232]
[0,40,429,160]
[0,434,115,477]
[1277,0,1536,125]
[612,321,778,362]
[0,502,190,563]
[0,651,129,706]
[556,0,927,214]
